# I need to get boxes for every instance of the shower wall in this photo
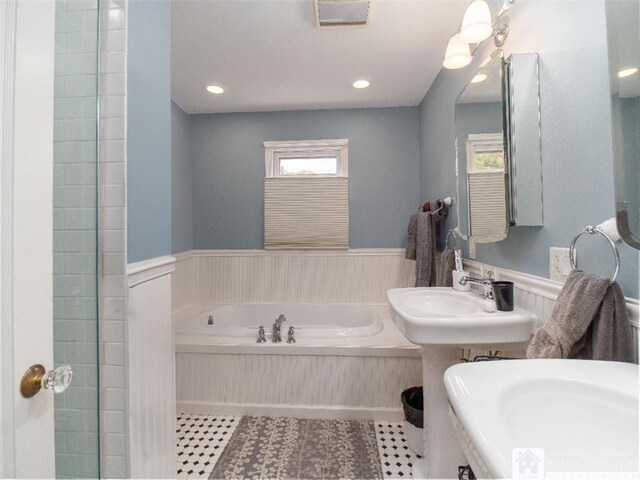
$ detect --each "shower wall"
[53,0,100,478]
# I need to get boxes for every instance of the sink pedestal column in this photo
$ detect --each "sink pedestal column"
[413,346,467,480]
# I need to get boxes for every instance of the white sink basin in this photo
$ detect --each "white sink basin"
[445,359,639,479]
[387,287,533,347]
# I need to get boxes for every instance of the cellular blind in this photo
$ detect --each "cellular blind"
[264,177,349,250]
[468,171,507,237]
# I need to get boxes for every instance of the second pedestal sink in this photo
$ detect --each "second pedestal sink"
[445,359,639,479]
[387,287,535,479]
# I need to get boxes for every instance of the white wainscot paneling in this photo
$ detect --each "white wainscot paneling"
[172,252,196,312]
[127,256,176,479]
[176,352,421,421]
[172,249,416,310]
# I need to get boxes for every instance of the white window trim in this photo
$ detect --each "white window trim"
[466,133,504,174]
[264,139,349,177]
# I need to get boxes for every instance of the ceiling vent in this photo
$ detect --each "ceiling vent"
[314,0,372,29]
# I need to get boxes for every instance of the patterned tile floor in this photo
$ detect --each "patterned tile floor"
[176,414,419,480]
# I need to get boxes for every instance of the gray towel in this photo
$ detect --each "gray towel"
[571,279,634,362]
[527,270,634,363]
[405,214,418,260]
[415,213,437,287]
[436,249,455,287]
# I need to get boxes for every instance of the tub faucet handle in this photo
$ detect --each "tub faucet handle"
[256,325,266,343]
[286,326,296,344]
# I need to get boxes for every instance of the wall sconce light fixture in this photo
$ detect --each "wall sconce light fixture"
[443,0,515,70]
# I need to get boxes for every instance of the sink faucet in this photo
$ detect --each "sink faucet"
[272,314,286,343]
[459,271,495,300]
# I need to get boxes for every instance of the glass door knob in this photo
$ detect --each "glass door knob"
[20,364,73,398]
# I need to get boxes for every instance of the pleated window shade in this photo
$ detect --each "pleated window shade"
[468,171,507,237]
[264,177,349,250]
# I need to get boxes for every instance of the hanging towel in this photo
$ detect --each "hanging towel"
[526,270,634,363]
[413,200,449,287]
[415,212,437,287]
[405,214,418,260]
[436,249,456,287]
[571,279,633,362]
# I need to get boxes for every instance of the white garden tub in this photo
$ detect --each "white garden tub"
[174,303,383,339]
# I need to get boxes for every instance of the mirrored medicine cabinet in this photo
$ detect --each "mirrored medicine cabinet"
[606,0,640,251]
[454,49,543,243]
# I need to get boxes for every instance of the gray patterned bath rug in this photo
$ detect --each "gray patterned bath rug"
[209,416,383,480]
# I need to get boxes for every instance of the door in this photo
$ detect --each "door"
[2,1,57,476]
[1,0,101,477]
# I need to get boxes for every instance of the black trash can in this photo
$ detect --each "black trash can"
[401,386,424,456]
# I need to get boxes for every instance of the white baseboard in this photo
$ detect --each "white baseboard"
[176,401,404,422]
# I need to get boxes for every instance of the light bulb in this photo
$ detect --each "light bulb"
[443,34,472,70]
[460,0,493,44]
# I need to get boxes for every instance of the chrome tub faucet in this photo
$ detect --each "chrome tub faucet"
[272,314,286,343]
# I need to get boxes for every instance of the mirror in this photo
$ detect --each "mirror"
[606,0,640,250]
[455,50,543,243]
[455,50,509,243]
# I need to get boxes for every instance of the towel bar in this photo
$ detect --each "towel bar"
[418,196,453,214]
[569,226,620,281]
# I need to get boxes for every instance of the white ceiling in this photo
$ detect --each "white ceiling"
[171,0,469,114]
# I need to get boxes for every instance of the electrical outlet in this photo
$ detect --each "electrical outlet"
[550,247,572,282]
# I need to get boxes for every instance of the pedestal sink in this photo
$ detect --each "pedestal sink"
[445,359,639,479]
[387,287,535,479]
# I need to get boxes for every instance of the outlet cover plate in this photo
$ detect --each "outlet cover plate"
[550,247,572,282]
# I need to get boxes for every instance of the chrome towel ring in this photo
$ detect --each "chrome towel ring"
[569,225,620,281]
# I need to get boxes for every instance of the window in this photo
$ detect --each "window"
[264,139,348,178]
[279,157,337,176]
[466,133,504,173]
[263,139,349,250]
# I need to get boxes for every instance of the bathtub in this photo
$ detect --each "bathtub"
[174,303,383,339]
[173,302,421,420]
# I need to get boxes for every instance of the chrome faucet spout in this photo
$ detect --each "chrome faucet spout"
[459,276,492,287]
[459,271,495,300]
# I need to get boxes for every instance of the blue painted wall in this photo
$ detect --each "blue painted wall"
[419,0,639,297]
[127,0,172,263]
[190,107,420,249]
[172,102,193,253]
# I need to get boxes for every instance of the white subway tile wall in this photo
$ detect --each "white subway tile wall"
[98,0,128,477]
[53,0,100,477]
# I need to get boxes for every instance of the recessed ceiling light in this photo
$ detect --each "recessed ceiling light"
[618,67,638,78]
[352,79,370,89]
[471,73,488,83]
[206,84,225,94]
